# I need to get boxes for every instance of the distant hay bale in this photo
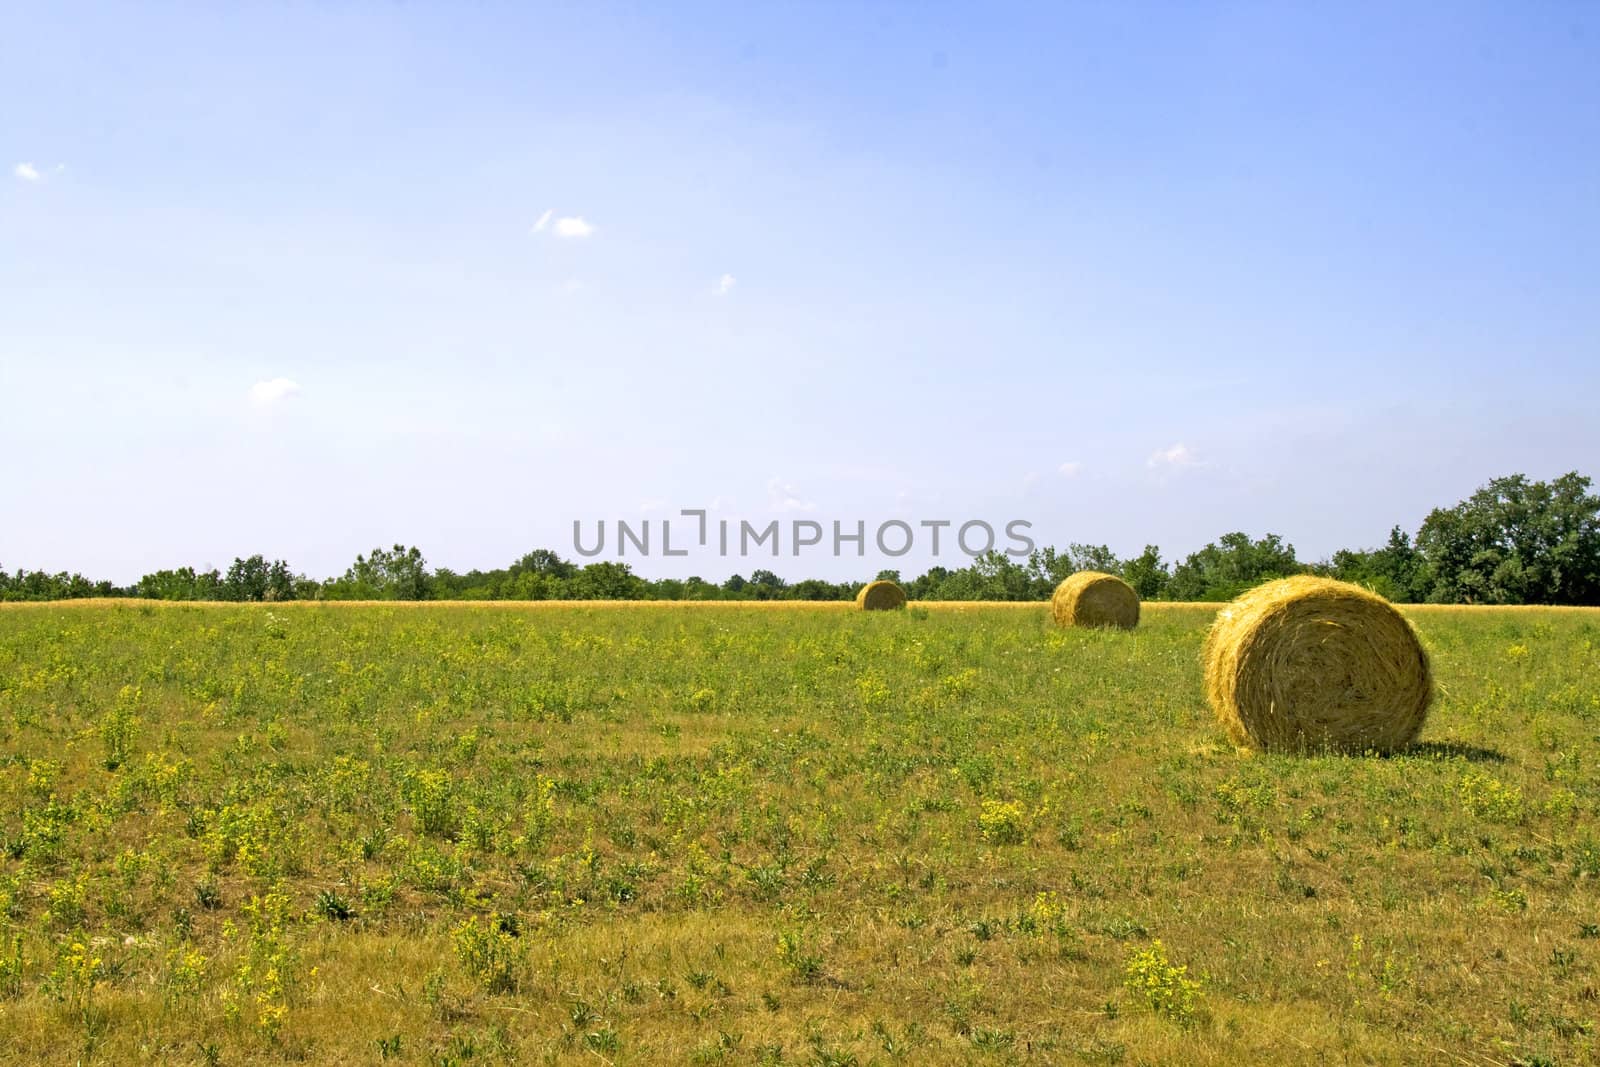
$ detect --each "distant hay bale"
[856,580,907,611]
[1051,571,1139,630]
[1203,576,1432,755]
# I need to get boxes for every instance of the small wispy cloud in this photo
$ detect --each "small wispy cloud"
[1059,461,1082,478]
[531,211,593,239]
[553,216,594,238]
[248,377,302,408]
[1148,443,1202,469]
[15,162,67,183]
[714,273,737,296]
[767,478,814,513]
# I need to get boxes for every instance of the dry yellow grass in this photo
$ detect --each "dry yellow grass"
[1,601,1597,1064]
[4,597,1591,613]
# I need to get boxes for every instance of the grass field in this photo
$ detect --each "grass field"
[1,600,1597,1065]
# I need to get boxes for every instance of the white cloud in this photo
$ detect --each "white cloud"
[248,377,302,407]
[1058,461,1082,478]
[13,162,41,182]
[530,212,594,239]
[714,273,737,296]
[767,478,814,513]
[1147,443,1201,469]
[553,216,594,238]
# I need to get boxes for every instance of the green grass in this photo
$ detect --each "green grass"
[0,600,1597,1064]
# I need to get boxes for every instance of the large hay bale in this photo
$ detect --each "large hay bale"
[856,580,907,611]
[1051,571,1139,629]
[1203,576,1432,754]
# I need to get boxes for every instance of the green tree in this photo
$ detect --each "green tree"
[135,567,223,600]
[221,556,298,601]
[1068,543,1120,574]
[331,545,433,600]
[1120,545,1170,600]
[937,551,1033,601]
[1024,545,1125,598]
[572,561,645,599]
[904,566,950,600]
[1328,527,1425,602]
[505,570,558,600]
[1167,533,1300,601]
[1024,548,1075,595]
[748,569,786,600]
[787,578,851,600]
[1415,472,1600,604]
[0,568,115,601]
[649,577,686,600]
[682,576,718,600]
[511,549,577,580]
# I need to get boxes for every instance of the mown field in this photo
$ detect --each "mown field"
[1,600,1597,1066]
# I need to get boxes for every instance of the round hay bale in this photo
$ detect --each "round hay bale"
[856,580,907,611]
[1203,575,1432,755]
[1051,571,1139,629]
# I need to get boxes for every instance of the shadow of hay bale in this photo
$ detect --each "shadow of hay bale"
[1390,741,1507,764]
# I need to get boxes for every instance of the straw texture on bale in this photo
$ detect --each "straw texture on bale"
[856,580,908,611]
[1051,571,1140,629]
[1203,576,1432,754]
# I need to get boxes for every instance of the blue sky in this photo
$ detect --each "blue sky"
[3,2,1597,583]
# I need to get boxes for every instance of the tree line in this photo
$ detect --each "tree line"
[4,472,1597,606]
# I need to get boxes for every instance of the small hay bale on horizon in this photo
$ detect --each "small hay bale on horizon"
[856,580,908,611]
[1051,571,1140,629]
[1203,575,1433,755]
